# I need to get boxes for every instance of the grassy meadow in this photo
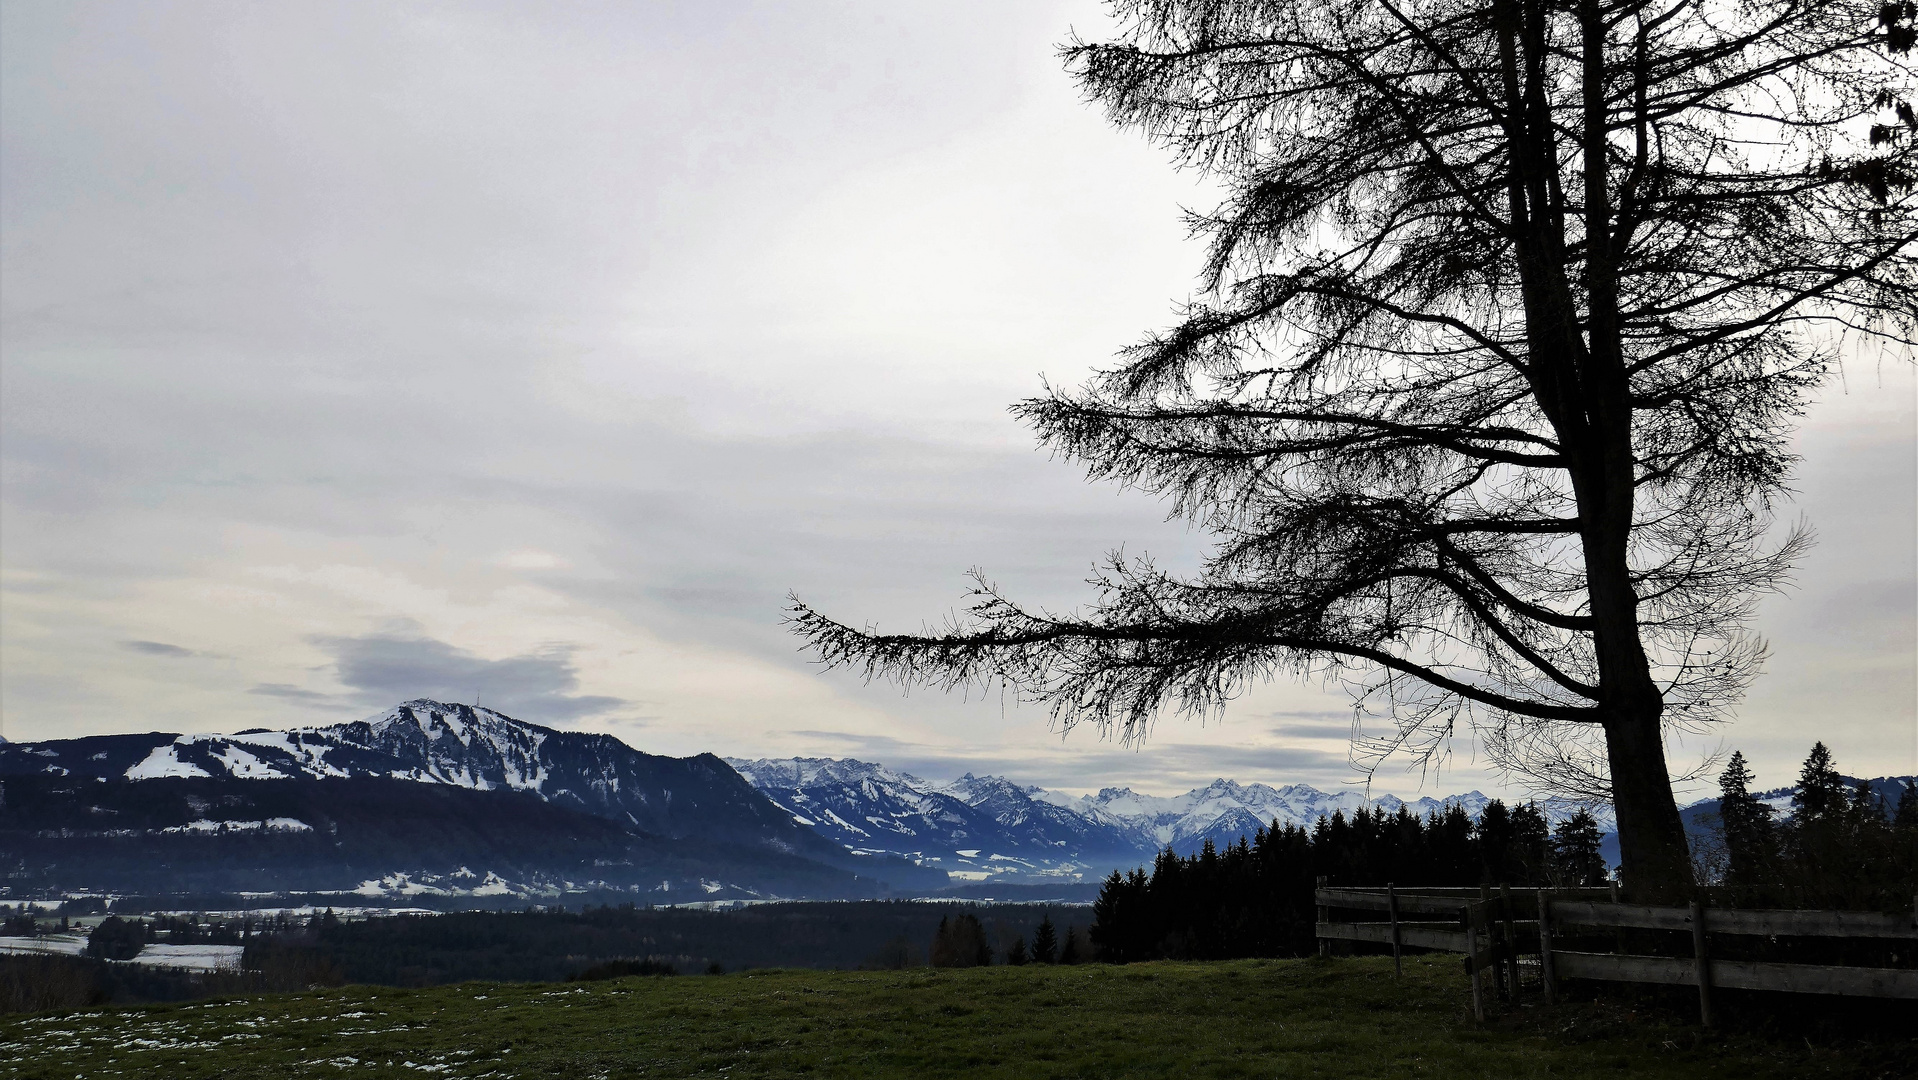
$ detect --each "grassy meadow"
[5,955,1905,1079]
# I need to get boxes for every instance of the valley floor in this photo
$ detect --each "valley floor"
[3,956,1905,1079]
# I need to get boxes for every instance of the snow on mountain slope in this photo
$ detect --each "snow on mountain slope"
[210,701,556,793]
[1,770,884,902]
[1060,778,1494,853]
[0,702,850,865]
[728,756,1503,882]
[726,757,1140,882]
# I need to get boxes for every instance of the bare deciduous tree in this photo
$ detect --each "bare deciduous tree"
[791,0,1916,897]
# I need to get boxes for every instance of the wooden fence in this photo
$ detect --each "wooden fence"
[1314,881,1918,1024]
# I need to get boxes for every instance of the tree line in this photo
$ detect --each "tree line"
[1090,743,1918,963]
[1712,743,1917,908]
[1089,798,1609,963]
[928,912,1087,968]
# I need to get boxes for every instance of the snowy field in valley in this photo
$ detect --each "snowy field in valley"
[0,935,244,971]
[0,934,87,956]
[126,944,245,973]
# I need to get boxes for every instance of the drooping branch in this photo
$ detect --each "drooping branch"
[787,582,1602,730]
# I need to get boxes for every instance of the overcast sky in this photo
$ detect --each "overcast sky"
[3,1,1912,801]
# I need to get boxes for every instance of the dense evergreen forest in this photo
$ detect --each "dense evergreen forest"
[1089,744,1918,964]
[1089,799,1599,962]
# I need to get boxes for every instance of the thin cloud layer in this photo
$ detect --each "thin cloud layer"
[317,632,626,722]
[121,641,204,659]
[0,1,1909,798]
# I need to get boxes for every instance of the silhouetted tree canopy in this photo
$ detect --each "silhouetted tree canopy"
[1715,750,1774,885]
[1031,915,1060,964]
[1705,744,1916,905]
[1090,797,1576,961]
[930,914,994,968]
[792,0,1916,898]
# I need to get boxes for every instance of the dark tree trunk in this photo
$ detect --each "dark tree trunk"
[1577,433,1695,898]
[1603,708,1693,900]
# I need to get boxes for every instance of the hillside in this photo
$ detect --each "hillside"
[0,702,945,898]
[5,957,1901,1079]
[3,701,845,859]
[0,775,880,902]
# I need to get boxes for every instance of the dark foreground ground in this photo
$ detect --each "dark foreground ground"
[3,956,1909,1079]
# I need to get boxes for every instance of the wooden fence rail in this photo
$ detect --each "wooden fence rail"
[1314,884,1918,1025]
[1548,900,1918,939]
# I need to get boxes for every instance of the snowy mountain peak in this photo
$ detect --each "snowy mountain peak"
[725,755,929,793]
[940,773,1037,806]
[3,702,854,864]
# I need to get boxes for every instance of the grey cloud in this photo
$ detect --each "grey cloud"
[783,728,1353,796]
[316,633,625,723]
[786,730,934,759]
[1268,722,1358,740]
[121,640,204,658]
[1,0,1907,789]
[1018,744,1353,792]
[247,683,339,705]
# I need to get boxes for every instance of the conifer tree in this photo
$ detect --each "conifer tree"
[1060,925,1084,965]
[1896,781,1918,830]
[1792,742,1850,822]
[1848,778,1885,822]
[1006,937,1030,966]
[1716,750,1775,885]
[1551,809,1608,887]
[1031,914,1059,964]
[1476,800,1514,881]
[1510,803,1551,884]
[930,916,957,968]
[970,914,994,967]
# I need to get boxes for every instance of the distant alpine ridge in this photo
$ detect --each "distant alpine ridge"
[5,699,1691,903]
[17,700,836,854]
[0,701,938,902]
[726,756,1495,882]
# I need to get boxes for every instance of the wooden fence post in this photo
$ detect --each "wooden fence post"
[1537,888,1556,1005]
[1316,876,1329,958]
[1387,883,1403,979]
[1479,884,1506,1000]
[1467,900,1487,1023]
[1609,879,1623,956]
[1499,882,1520,997]
[1690,901,1714,1028]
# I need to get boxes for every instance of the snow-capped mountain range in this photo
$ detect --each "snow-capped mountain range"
[727,755,1496,882]
[10,700,1911,901]
[6,699,1639,894]
[3,700,868,878]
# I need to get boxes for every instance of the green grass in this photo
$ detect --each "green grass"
[1,956,1900,1079]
